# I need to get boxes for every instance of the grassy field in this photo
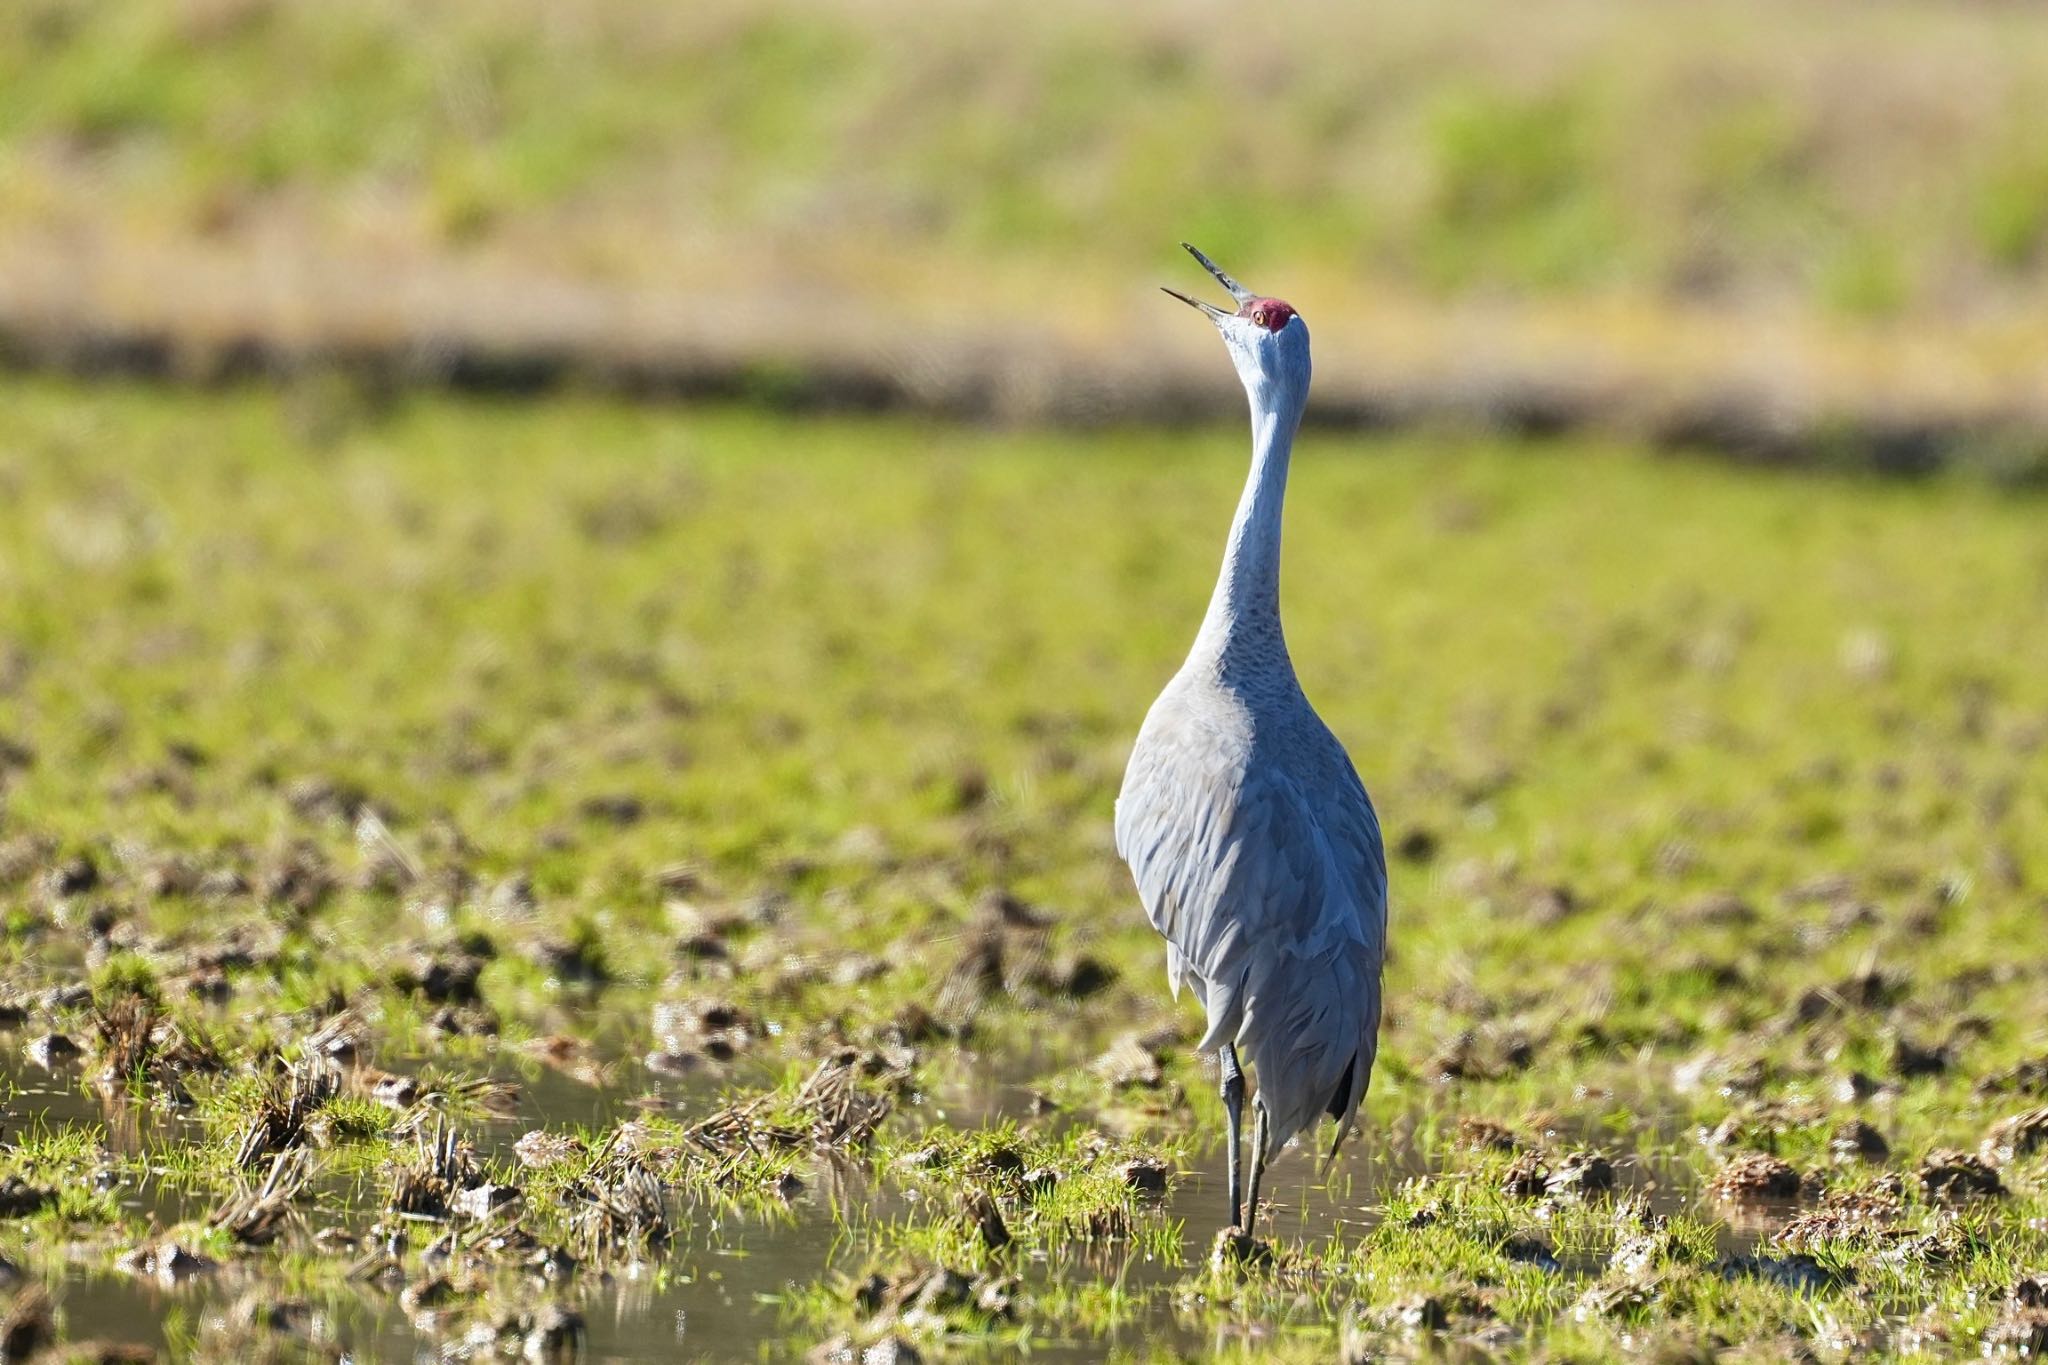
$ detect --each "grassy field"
[8,0,2048,456]
[0,378,2046,1358]
[11,0,2048,318]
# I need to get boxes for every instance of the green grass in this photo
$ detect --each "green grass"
[9,0,2048,323]
[2,377,2048,1357]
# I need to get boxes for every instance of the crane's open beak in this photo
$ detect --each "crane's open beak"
[1162,242,1255,322]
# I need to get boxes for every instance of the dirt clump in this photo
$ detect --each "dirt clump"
[514,1131,588,1168]
[1503,1234,1562,1273]
[1091,1032,1166,1089]
[962,1190,1009,1251]
[1024,951,1118,999]
[1719,1251,1840,1293]
[386,1118,483,1220]
[0,1286,55,1362]
[536,933,611,986]
[796,1049,903,1147]
[22,1032,80,1070]
[651,996,761,1061]
[116,1239,220,1283]
[1982,1106,2048,1165]
[1423,1027,1536,1083]
[1835,1069,1899,1103]
[208,1148,313,1245]
[1673,1050,1769,1099]
[1978,1055,2048,1098]
[1890,1033,1953,1079]
[253,839,338,917]
[1455,1117,1527,1153]
[579,793,646,826]
[235,1056,342,1166]
[1983,1308,2048,1356]
[1920,1148,2004,1200]
[520,1034,611,1087]
[1211,1225,1274,1270]
[929,892,1058,1029]
[282,774,368,824]
[1378,1287,1494,1334]
[851,1262,1016,1337]
[1572,1277,1663,1321]
[90,993,222,1090]
[1118,1157,1169,1195]
[41,852,101,898]
[810,1334,923,1365]
[351,809,422,892]
[1545,1150,1616,1197]
[1609,1228,1701,1278]
[566,1145,669,1259]
[0,1176,55,1217]
[515,1305,587,1362]
[1707,1151,1803,1203]
[1676,891,1757,928]
[1830,1118,1891,1163]
[395,941,491,1004]
[1502,1151,1551,1199]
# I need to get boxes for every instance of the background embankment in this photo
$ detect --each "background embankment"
[6,0,2048,469]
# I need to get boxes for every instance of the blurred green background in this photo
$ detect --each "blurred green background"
[5,0,2048,445]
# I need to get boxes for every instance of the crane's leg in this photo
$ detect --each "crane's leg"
[1245,1100,1270,1235]
[1219,1045,1245,1228]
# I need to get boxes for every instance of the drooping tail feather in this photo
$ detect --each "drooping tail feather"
[1317,1048,1369,1178]
[1236,938,1382,1164]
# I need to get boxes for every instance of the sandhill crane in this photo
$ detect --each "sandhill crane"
[1115,244,1388,1238]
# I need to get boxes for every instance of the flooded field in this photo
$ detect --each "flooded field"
[0,1042,1806,1361]
[4,1061,1192,1359]
[3,380,2048,1359]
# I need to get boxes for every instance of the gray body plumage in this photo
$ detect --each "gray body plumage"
[1116,253,1387,1188]
[1117,627,1387,1159]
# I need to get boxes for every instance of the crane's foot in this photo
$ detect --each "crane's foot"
[1210,1225,1274,1272]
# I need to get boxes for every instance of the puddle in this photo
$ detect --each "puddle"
[4,1057,880,1359]
[1,1050,1757,1360]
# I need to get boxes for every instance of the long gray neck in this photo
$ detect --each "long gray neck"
[1193,386,1303,665]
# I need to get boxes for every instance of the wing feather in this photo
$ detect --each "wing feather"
[1117,705,1387,1155]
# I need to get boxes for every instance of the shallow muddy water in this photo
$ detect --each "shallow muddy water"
[6,1060,871,1360]
[1,1052,1475,1360]
[2,1049,1747,1362]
